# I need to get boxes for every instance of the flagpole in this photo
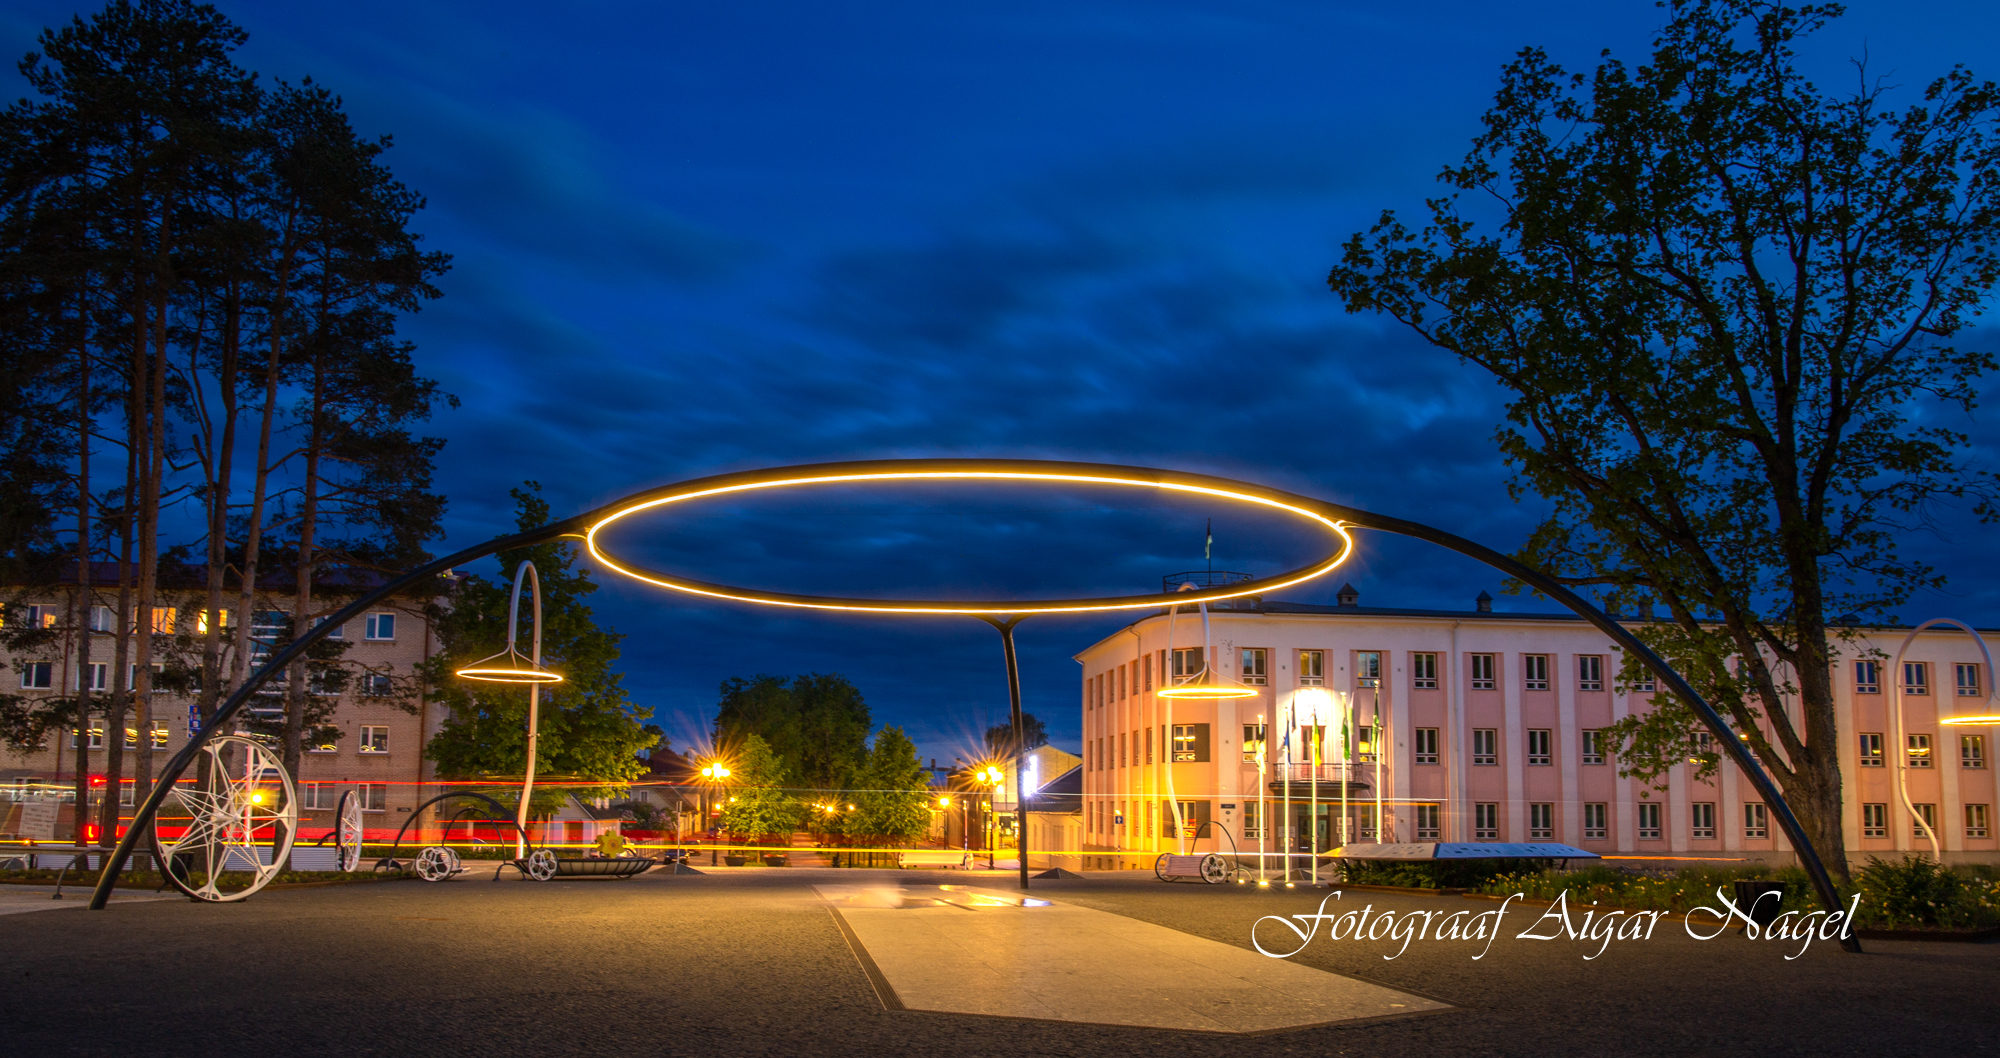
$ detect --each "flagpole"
[1309,692,1319,887]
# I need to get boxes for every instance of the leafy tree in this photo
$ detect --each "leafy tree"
[848,726,934,846]
[717,733,800,843]
[714,672,871,793]
[1326,0,2000,878]
[426,484,658,802]
[984,711,1047,760]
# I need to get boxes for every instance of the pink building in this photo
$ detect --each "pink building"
[1075,585,1999,869]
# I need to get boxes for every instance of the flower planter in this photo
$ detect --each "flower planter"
[723,855,747,867]
[762,854,789,867]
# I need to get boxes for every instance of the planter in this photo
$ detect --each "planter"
[723,855,747,867]
[761,854,789,867]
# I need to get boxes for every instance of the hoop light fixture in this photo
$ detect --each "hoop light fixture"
[582,464,1355,614]
[1157,677,1260,699]
[455,645,563,684]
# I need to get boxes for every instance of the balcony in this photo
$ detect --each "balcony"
[1161,570,1259,611]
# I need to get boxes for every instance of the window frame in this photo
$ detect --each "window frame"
[1523,653,1549,691]
[1528,802,1554,839]
[1854,659,1881,694]
[1691,801,1716,840]
[1957,663,1983,697]
[1903,660,1930,695]
[1859,732,1884,766]
[364,612,397,642]
[1578,654,1604,692]
[1242,723,1265,763]
[359,783,388,812]
[1239,647,1268,686]
[1472,728,1498,766]
[1355,650,1382,688]
[1473,802,1499,840]
[1297,649,1324,686]
[1526,728,1552,766]
[1470,653,1496,690]
[1744,803,1769,839]
[1415,803,1440,840]
[19,661,53,690]
[1413,727,1439,765]
[1962,734,1987,770]
[1908,733,1933,769]
[1583,802,1608,840]
[358,725,390,754]
[1967,803,1990,839]
[1861,803,1888,838]
[1411,652,1438,690]
[1581,729,1605,766]
[1636,801,1662,840]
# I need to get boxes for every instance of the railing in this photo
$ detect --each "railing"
[1264,763,1367,783]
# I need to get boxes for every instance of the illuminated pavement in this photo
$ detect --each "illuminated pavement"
[818,882,1446,1032]
[0,886,172,915]
[0,867,1991,1057]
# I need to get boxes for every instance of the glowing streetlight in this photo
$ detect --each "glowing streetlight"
[699,759,731,866]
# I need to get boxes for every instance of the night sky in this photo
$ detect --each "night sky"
[5,1,1997,767]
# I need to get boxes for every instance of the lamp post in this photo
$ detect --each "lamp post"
[453,561,562,860]
[1891,618,1999,859]
[975,764,1005,869]
[700,760,730,866]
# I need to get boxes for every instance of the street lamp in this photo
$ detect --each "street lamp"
[976,764,1005,869]
[700,760,731,866]
[455,561,561,860]
[1890,619,1999,859]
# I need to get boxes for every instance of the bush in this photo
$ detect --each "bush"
[1853,855,2000,930]
[1341,858,1524,889]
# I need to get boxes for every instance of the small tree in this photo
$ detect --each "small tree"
[718,734,799,845]
[849,726,934,847]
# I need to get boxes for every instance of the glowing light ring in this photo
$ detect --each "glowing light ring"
[1941,714,2000,726]
[453,667,564,684]
[584,467,1355,614]
[1157,683,1260,699]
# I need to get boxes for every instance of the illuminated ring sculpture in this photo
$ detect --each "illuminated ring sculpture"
[334,790,364,873]
[150,735,298,903]
[583,465,1356,614]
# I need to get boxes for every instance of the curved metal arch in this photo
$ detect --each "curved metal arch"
[90,457,1858,952]
[378,791,540,864]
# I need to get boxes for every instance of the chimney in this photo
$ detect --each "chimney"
[1475,590,1493,613]
[1336,583,1359,607]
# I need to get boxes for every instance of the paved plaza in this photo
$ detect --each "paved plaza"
[0,868,1993,1057]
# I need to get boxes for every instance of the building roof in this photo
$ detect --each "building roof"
[1031,764,1082,814]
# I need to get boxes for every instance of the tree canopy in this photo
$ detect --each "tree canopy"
[714,672,871,793]
[1327,0,2000,877]
[848,725,935,846]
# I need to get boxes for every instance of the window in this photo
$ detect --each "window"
[1859,733,1884,767]
[1526,729,1552,766]
[1145,727,1153,764]
[1474,802,1499,840]
[1236,647,1266,686]
[1145,801,1155,839]
[1903,661,1930,695]
[1411,804,1439,839]
[1637,802,1662,840]
[1627,664,1656,693]
[1297,649,1324,686]
[1963,735,1987,769]
[1908,733,1933,768]
[1578,655,1603,691]
[1583,803,1608,840]
[1967,804,1990,840]
[1413,727,1439,765]
[1581,729,1605,766]
[307,669,342,696]
[1412,652,1438,690]
[250,610,290,671]
[1861,803,1888,838]
[364,612,396,641]
[1529,803,1554,839]
[1472,728,1498,766]
[1118,732,1126,768]
[1355,651,1381,688]
[89,606,114,632]
[1523,654,1549,691]
[80,662,108,692]
[359,783,387,812]
[1143,655,1152,693]
[362,673,393,697]
[1171,723,1209,763]
[1854,660,1880,694]
[309,734,339,754]
[301,783,337,810]
[1913,803,1937,838]
[1957,663,1983,697]
[1242,723,1265,764]
[119,780,134,806]
[125,723,168,750]
[1117,665,1126,700]
[359,726,389,754]
[73,724,105,749]
[1470,653,1496,690]
[1691,802,1715,839]
[1243,800,1263,839]
[1356,725,1377,763]
[1744,803,1769,839]
[19,662,53,689]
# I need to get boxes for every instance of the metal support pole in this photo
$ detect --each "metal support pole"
[504,562,545,860]
[980,615,1031,890]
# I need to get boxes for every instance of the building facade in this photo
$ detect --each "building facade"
[1076,591,1999,869]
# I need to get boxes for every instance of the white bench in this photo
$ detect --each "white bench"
[899,850,971,869]
[1155,853,1230,884]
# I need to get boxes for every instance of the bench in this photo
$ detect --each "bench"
[1155,853,1230,884]
[899,850,971,870]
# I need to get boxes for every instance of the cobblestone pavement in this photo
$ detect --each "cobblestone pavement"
[1,868,1992,1057]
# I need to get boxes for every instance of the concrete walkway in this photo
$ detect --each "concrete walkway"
[818,883,1448,1033]
[0,886,175,915]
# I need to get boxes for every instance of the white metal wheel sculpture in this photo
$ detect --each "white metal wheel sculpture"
[1198,853,1230,885]
[524,848,557,881]
[334,790,364,873]
[414,845,461,882]
[150,735,297,903]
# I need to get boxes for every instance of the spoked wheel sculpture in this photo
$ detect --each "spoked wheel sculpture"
[334,790,364,873]
[149,735,298,902]
[378,792,547,882]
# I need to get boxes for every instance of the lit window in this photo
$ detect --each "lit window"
[196,609,231,634]
[1171,724,1206,763]
[1956,663,1983,697]
[1472,728,1498,766]
[1297,649,1324,686]
[1963,735,1987,770]
[1908,733,1932,768]
[1913,803,1937,838]
[1356,725,1376,763]
[1474,802,1499,840]
[364,613,396,641]
[1529,803,1554,839]
[1903,661,1930,695]
[1242,723,1264,764]
[150,606,176,635]
[1355,651,1381,688]
[1581,729,1605,766]
[19,662,53,689]
[359,726,389,754]
[1470,653,1496,690]
[1744,803,1769,839]
[1411,652,1438,690]
[1239,648,1267,685]
[1242,800,1263,839]
[1413,727,1438,765]
[1526,729,1551,766]
[1578,655,1603,691]
[1859,733,1884,766]
[1637,802,1662,840]
[1967,804,1990,839]
[1854,660,1880,694]
[72,725,105,749]
[1583,803,1607,840]
[1861,803,1887,838]
[1691,802,1715,839]
[1523,654,1549,691]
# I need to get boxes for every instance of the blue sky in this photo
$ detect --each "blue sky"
[5,1,1997,766]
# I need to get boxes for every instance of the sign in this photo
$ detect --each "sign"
[1113,813,1125,825]
[188,703,202,735]
[18,802,57,840]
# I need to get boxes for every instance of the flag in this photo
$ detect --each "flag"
[1204,519,1212,561]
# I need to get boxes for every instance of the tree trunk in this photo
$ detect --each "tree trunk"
[69,322,93,843]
